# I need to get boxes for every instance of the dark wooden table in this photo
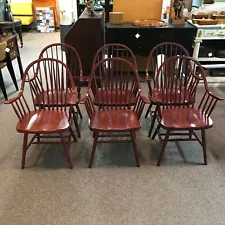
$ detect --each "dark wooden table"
[0,35,23,79]
[0,19,23,48]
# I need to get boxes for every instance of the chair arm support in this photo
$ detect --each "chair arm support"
[4,90,31,120]
[4,90,23,104]
[146,73,153,96]
[73,75,90,83]
[83,93,95,118]
[198,90,225,116]
[133,91,149,119]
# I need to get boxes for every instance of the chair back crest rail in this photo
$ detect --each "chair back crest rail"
[5,58,76,121]
[93,43,137,69]
[85,57,148,118]
[88,57,140,109]
[155,55,224,118]
[39,43,83,98]
[146,42,190,96]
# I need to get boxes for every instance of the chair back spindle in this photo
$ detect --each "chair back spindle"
[24,58,75,111]
[89,57,140,109]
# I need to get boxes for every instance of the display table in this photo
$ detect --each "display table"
[105,22,197,58]
[188,20,225,69]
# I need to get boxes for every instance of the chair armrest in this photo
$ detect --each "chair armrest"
[4,90,31,120]
[145,72,153,96]
[83,92,95,118]
[73,75,90,83]
[4,90,23,104]
[198,90,225,116]
[133,91,149,119]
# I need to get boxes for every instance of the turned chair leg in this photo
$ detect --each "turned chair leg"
[201,129,207,165]
[60,133,73,169]
[21,133,28,169]
[157,130,170,166]
[71,106,81,138]
[148,108,157,137]
[130,131,140,167]
[89,132,99,168]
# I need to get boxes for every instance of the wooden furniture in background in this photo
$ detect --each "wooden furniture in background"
[151,56,223,166]
[113,0,163,22]
[5,58,77,169]
[0,40,18,100]
[65,9,104,78]
[0,35,23,79]
[105,22,197,71]
[32,0,59,27]
[0,19,23,47]
[38,42,84,137]
[84,57,148,168]
[145,42,190,137]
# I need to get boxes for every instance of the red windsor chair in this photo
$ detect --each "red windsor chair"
[5,58,77,169]
[91,43,139,107]
[145,42,190,137]
[38,43,84,137]
[84,57,149,168]
[151,55,224,166]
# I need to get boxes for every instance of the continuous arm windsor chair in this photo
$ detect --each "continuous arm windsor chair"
[38,43,84,137]
[145,42,190,137]
[151,56,224,166]
[5,58,77,169]
[91,43,139,107]
[84,57,149,168]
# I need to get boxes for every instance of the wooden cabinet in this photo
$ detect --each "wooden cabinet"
[65,9,104,77]
[0,35,23,78]
[32,0,60,27]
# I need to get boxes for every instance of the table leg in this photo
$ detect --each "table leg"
[18,25,23,48]
[17,56,23,79]
[11,24,16,35]
[15,25,23,48]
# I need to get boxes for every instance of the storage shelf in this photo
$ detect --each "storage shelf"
[198,57,225,62]
[201,64,225,69]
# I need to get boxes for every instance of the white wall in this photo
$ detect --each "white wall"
[58,0,77,24]
[193,0,202,6]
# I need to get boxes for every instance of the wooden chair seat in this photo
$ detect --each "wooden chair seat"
[16,110,71,133]
[159,107,213,130]
[34,90,78,106]
[94,89,136,106]
[151,88,195,105]
[89,109,141,132]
